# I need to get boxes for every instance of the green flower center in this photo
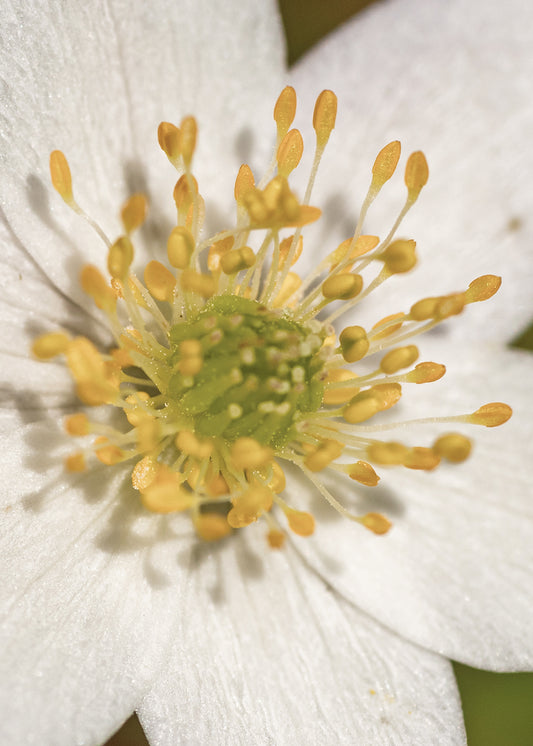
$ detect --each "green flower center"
[168,296,326,448]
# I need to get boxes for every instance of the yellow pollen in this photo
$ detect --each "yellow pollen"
[64,413,90,436]
[140,464,192,513]
[348,461,380,487]
[176,430,213,459]
[231,438,274,470]
[380,345,419,374]
[339,325,369,363]
[220,246,256,275]
[131,456,158,491]
[284,507,315,537]
[465,274,502,303]
[107,236,134,280]
[80,265,116,314]
[406,362,446,383]
[304,439,344,472]
[277,128,304,177]
[94,437,125,465]
[32,331,70,360]
[361,512,392,535]
[274,85,297,140]
[404,150,429,201]
[180,268,217,298]
[125,392,152,426]
[313,89,338,149]
[121,193,148,234]
[279,234,303,268]
[158,121,181,163]
[469,402,513,427]
[367,442,409,466]
[343,392,381,424]
[234,164,255,204]
[433,433,472,463]
[227,483,273,528]
[65,452,86,473]
[167,226,195,269]
[379,239,417,274]
[49,150,73,203]
[323,369,360,405]
[267,528,286,549]
[322,273,363,300]
[403,447,440,471]
[194,513,232,542]
[180,115,197,169]
[144,260,176,302]
[371,140,402,190]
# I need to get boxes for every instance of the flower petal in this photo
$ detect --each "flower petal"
[138,536,465,745]
[290,344,533,670]
[290,0,533,344]
[0,411,191,745]
[0,0,285,306]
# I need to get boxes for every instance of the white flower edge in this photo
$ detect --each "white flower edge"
[289,0,533,346]
[138,533,466,746]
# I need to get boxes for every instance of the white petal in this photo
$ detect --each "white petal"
[139,535,465,746]
[0,411,191,745]
[289,345,533,670]
[0,0,285,305]
[290,0,533,343]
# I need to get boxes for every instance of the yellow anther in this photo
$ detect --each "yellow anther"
[371,140,401,190]
[348,461,380,487]
[403,447,440,471]
[234,164,255,204]
[405,150,429,201]
[121,193,148,234]
[409,297,439,321]
[343,391,380,424]
[284,508,315,537]
[269,461,286,493]
[32,331,70,360]
[339,325,369,363]
[125,391,151,426]
[220,246,256,274]
[206,472,230,497]
[66,336,105,382]
[167,226,195,269]
[144,260,176,302]
[380,345,419,374]
[367,441,409,466]
[136,418,160,453]
[276,128,304,177]
[435,293,466,319]
[131,455,158,491]
[231,437,274,470]
[180,116,197,169]
[371,382,402,410]
[405,362,446,383]
[176,429,213,459]
[157,121,181,162]
[380,239,417,274]
[360,512,391,535]
[313,89,337,149]
[107,236,134,280]
[272,272,302,307]
[329,235,380,270]
[227,483,273,528]
[304,439,344,472]
[173,174,198,212]
[49,150,73,203]
[80,265,117,314]
[140,464,193,513]
[267,528,286,549]
[64,413,90,436]
[469,402,512,427]
[274,86,297,140]
[322,273,363,300]
[433,433,472,463]
[194,513,232,542]
[65,452,86,472]
[178,339,203,377]
[371,312,404,340]
[180,268,217,298]
[465,275,502,303]
[279,234,303,268]
[94,437,124,465]
[323,369,359,405]
[207,236,235,272]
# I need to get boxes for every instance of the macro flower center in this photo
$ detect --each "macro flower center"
[168,295,326,448]
[32,86,512,547]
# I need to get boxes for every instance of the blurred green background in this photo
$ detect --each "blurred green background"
[106,1,533,743]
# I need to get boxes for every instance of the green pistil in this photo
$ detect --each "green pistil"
[167,296,326,447]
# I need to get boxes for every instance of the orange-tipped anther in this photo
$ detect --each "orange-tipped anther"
[167,226,195,269]
[158,122,181,162]
[267,528,286,549]
[403,447,440,471]
[107,236,134,280]
[465,275,502,303]
[144,260,176,303]
[180,116,197,169]
[406,362,446,383]
[433,433,472,463]
[405,151,429,201]
[121,193,147,234]
[361,512,391,535]
[371,141,401,189]
[348,460,380,487]
[65,452,86,473]
[50,150,73,203]
[64,413,90,436]
[32,331,70,360]
[277,129,304,178]
[469,403,512,427]
[274,86,297,140]
[313,89,337,149]
[194,514,232,542]
[80,265,117,314]
[285,508,315,537]
[234,164,255,204]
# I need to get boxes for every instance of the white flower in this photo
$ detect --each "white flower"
[1,1,532,745]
